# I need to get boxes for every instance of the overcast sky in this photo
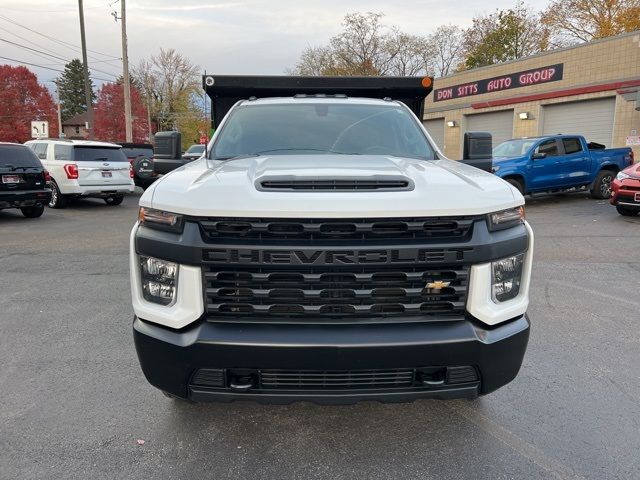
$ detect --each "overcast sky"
[0,0,550,86]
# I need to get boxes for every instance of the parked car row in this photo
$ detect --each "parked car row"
[492,134,636,216]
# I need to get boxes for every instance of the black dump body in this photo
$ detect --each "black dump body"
[202,75,434,129]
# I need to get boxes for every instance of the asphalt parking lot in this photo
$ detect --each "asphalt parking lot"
[1,191,639,480]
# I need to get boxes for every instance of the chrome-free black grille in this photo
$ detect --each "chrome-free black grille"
[198,216,477,244]
[259,369,414,389]
[204,265,469,322]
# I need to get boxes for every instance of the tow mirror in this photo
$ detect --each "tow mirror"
[153,131,183,174]
[532,152,547,160]
[461,132,493,172]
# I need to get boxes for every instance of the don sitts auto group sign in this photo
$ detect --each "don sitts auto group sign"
[433,63,564,102]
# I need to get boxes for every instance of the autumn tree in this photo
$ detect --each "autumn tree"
[0,65,58,143]
[463,2,549,69]
[292,12,430,77]
[425,25,465,77]
[57,59,95,121]
[132,48,200,141]
[93,82,149,143]
[542,0,640,45]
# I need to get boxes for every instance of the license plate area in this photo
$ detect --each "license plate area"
[101,171,112,178]
[2,175,20,184]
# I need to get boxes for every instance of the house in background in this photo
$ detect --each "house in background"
[62,111,91,139]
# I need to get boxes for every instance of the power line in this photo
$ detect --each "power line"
[0,55,113,81]
[0,25,121,66]
[0,36,119,79]
[0,13,121,61]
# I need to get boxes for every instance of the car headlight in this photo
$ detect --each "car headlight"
[140,255,178,306]
[139,207,184,232]
[487,206,525,231]
[492,253,525,303]
[616,171,631,181]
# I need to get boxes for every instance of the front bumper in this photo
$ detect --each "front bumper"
[0,189,51,208]
[610,178,640,209]
[133,314,530,404]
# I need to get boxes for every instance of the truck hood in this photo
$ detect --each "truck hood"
[144,155,520,217]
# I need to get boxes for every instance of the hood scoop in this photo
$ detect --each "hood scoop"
[257,176,414,192]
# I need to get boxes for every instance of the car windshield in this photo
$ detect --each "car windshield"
[493,139,538,158]
[0,145,42,168]
[210,103,435,160]
[73,146,128,162]
[186,145,205,154]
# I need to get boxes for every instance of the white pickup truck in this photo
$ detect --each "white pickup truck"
[130,76,534,404]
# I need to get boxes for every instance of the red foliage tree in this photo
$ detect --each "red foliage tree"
[0,65,58,143]
[93,82,149,143]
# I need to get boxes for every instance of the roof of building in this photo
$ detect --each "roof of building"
[62,110,92,126]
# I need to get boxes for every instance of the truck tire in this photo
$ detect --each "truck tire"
[590,170,614,199]
[104,194,124,206]
[505,178,524,195]
[48,181,67,209]
[616,205,639,216]
[20,205,45,218]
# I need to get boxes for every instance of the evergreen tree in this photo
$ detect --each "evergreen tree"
[57,59,95,121]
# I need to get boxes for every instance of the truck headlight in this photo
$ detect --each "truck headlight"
[139,207,184,233]
[140,256,178,306]
[492,253,525,303]
[487,206,525,231]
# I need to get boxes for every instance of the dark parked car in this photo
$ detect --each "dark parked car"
[182,144,205,161]
[0,143,51,218]
[120,143,157,189]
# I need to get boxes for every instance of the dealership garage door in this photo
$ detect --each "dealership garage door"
[465,110,514,147]
[542,97,616,147]
[423,118,445,150]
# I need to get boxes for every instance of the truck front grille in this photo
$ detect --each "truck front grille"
[198,216,477,243]
[204,265,469,323]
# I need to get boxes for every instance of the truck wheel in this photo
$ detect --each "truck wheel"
[590,171,614,199]
[505,178,524,195]
[616,205,639,216]
[104,194,124,206]
[20,205,45,218]
[48,181,67,209]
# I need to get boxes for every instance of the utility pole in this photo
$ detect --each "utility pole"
[78,0,94,139]
[120,0,133,142]
[54,81,63,138]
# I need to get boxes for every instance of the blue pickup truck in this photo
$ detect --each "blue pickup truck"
[492,135,634,199]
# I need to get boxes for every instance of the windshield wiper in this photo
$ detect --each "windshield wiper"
[213,153,262,161]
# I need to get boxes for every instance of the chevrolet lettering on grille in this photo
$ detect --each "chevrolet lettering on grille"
[203,248,472,265]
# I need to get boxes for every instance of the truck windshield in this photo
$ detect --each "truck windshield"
[493,139,537,157]
[210,103,435,160]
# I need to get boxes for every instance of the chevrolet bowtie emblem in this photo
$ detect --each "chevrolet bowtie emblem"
[425,280,450,291]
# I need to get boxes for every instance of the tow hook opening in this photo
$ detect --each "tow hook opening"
[417,367,446,386]
[228,369,257,392]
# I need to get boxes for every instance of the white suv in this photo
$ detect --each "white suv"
[25,139,135,208]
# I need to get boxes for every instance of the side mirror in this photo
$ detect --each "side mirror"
[153,131,183,174]
[532,152,547,160]
[461,132,493,172]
